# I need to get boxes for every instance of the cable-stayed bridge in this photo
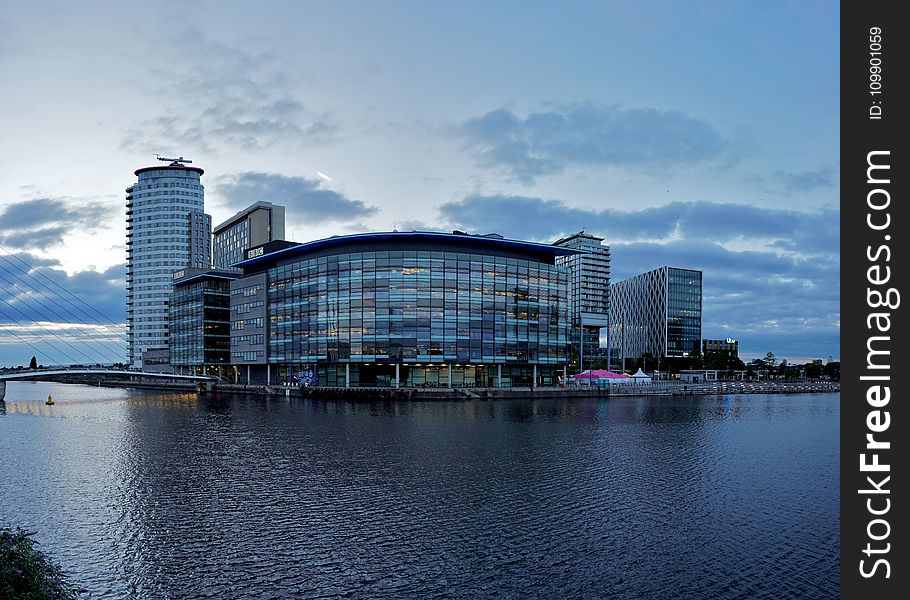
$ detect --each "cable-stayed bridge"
[0,243,136,378]
[0,369,216,400]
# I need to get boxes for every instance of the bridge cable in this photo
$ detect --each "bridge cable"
[0,246,128,336]
[0,304,88,366]
[0,269,127,364]
[0,248,128,337]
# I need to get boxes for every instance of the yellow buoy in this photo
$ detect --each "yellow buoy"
[46,394,54,405]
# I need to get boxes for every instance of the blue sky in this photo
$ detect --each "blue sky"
[0,0,839,366]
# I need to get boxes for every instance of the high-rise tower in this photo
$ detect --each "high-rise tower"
[126,156,209,367]
[553,231,611,371]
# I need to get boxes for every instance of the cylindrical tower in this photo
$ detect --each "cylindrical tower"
[126,159,207,367]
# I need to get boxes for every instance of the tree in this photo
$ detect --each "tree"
[763,352,777,369]
[29,356,38,370]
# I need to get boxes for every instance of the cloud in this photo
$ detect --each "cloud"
[459,104,732,182]
[0,197,115,251]
[215,172,378,222]
[120,29,339,154]
[438,195,837,256]
[770,168,836,192]
[746,168,836,194]
[436,194,839,359]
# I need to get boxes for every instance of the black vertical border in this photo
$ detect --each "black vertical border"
[841,1,907,597]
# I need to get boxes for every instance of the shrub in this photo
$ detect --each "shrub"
[1,527,82,599]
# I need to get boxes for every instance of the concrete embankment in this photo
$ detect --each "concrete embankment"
[87,378,838,400]
[215,380,838,400]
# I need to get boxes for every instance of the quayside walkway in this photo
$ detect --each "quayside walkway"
[607,380,840,396]
[214,379,839,401]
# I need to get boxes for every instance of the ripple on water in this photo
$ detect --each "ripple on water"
[0,384,839,599]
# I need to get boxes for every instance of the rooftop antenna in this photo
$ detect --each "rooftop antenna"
[154,154,193,165]
[392,220,399,232]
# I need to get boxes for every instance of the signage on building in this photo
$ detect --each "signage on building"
[247,246,265,259]
[173,270,185,280]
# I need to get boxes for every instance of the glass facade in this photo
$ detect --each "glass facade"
[666,267,703,356]
[213,219,250,269]
[170,276,233,367]
[213,203,285,270]
[254,245,571,387]
[610,265,702,361]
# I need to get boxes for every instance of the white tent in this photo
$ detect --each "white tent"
[630,368,652,384]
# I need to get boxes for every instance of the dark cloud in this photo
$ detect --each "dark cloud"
[1,227,67,250]
[439,195,837,256]
[437,194,838,359]
[612,240,838,360]
[0,197,115,251]
[460,104,732,182]
[216,172,378,222]
[120,30,339,154]
[0,255,126,366]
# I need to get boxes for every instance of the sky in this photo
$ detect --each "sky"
[0,0,839,366]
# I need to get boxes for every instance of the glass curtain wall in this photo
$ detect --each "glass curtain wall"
[266,250,569,386]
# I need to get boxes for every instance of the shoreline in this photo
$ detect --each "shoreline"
[83,379,839,401]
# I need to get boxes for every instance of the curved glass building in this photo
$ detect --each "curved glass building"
[230,232,580,387]
[126,161,209,367]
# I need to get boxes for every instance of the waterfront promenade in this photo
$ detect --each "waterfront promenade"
[5,376,837,402]
[220,379,839,401]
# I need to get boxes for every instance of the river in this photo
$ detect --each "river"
[1,381,839,599]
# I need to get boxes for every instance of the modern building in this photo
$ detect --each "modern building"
[213,201,286,270]
[169,268,239,373]
[702,338,738,356]
[610,266,702,364]
[228,231,578,387]
[126,157,208,367]
[553,231,611,371]
[188,211,213,270]
[703,338,740,371]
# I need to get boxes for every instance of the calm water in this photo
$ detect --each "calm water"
[1,382,838,599]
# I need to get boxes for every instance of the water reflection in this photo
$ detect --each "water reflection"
[0,383,839,599]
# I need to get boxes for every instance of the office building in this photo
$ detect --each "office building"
[126,157,208,367]
[213,201,286,269]
[229,231,578,387]
[703,338,740,370]
[610,266,702,363]
[170,268,239,373]
[189,211,213,269]
[553,231,611,370]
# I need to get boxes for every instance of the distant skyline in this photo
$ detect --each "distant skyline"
[0,1,839,365]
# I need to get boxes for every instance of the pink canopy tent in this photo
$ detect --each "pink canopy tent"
[571,369,626,380]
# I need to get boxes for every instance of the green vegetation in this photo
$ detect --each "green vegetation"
[1,527,81,599]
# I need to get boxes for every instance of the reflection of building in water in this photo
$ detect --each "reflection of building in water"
[228,231,580,387]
